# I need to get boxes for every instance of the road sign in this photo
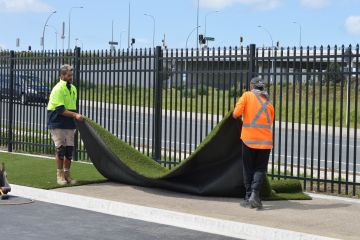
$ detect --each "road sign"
[205,37,215,41]
[109,41,118,45]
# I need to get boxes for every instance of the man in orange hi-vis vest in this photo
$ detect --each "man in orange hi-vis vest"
[233,77,274,209]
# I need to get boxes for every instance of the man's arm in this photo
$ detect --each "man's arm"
[233,93,247,119]
[56,105,83,122]
[61,109,84,122]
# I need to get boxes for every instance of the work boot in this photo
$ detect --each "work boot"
[1,193,9,200]
[64,170,77,184]
[240,199,253,208]
[56,170,67,185]
[241,191,253,208]
[249,191,262,209]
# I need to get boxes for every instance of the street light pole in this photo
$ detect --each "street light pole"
[196,0,199,49]
[292,21,302,47]
[204,10,219,39]
[186,25,201,49]
[68,6,83,51]
[144,13,155,48]
[42,11,56,51]
[184,25,200,83]
[258,25,274,83]
[128,2,131,49]
[258,25,273,48]
[46,24,58,50]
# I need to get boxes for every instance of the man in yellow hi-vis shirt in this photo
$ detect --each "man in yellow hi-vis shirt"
[47,64,83,185]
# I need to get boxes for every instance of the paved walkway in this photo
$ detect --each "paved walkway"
[9,182,360,240]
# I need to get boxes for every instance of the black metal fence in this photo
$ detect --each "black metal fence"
[0,44,359,196]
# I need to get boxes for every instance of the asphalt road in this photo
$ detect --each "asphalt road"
[0,197,238,240]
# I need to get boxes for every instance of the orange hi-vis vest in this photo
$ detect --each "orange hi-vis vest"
[233,90,274,149]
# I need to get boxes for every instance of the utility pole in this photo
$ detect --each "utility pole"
[128,2,131,49]
[61,21,65,51]
[196,0,199,49]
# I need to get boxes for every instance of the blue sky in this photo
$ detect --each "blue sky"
[0,0,360,51]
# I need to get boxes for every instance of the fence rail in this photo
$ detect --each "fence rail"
[0,44,359,196]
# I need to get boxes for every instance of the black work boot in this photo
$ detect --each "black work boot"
[240,199,254,208]
[1,194,9,200]
[249,191,262,209]
[241,191,253,208]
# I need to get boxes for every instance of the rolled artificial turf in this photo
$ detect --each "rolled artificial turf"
[80,110,310,200]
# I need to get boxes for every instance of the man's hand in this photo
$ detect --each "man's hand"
[74,113,84,122]
[232,112,238,119]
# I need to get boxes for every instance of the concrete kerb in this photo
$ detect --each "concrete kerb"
[10,184,338,240]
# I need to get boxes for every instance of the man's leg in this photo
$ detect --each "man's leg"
[0,170,4,188]
[55,145,67,185]
[249,149,271,209]
[63,129,76,184]
[241,142,255,207]
[50,129,67,185]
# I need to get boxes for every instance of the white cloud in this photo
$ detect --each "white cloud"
[300,0,330,9]
[0,0,52,12]
[0,43,6,50]
[345,16,360,35]
[199,0,282,11]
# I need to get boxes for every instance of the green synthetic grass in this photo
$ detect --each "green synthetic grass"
[86,109,234,179]
[267,179,311,200]
[270,179,303,193]
[267,191,312,200]
[87,119,169,179]
[0,152,106,189]
[87,111,310,200]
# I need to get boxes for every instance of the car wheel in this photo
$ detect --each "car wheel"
[21,94,28,105]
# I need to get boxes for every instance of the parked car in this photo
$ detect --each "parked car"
[0,74,50,104]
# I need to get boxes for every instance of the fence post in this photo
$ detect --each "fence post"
[73,47,81,161]
[7,50,15,152]
[153,46,163,161]
[247,44,256,89]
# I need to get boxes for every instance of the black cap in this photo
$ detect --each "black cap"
[250,77,265,88]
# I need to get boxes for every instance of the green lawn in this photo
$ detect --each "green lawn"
[0,152,106,189]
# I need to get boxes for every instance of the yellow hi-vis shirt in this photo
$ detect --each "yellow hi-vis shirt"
[47,79,77,129]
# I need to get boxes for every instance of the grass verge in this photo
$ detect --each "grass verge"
[0,152,106,189]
